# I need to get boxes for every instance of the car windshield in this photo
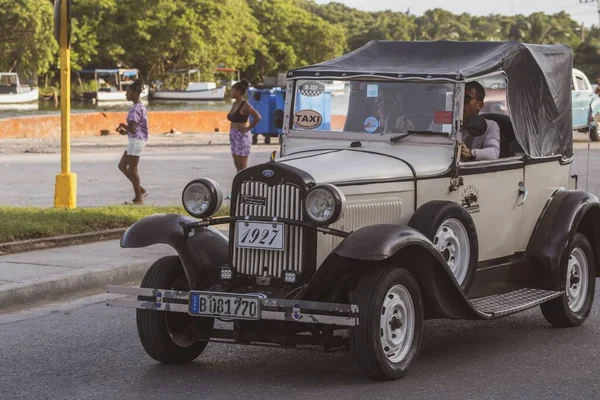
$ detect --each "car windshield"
[291,80,456,135]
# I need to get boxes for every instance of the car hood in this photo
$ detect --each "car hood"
[278,147,452,184]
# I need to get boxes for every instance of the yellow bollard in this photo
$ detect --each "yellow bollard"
[54,0,77,209]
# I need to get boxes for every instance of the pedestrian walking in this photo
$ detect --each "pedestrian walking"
[116,79,148,204]
[228,80,261,172]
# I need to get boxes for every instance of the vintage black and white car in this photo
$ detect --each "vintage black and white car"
[107,41,600,380]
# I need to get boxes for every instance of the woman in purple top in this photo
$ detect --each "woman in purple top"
[228,80,261,172]
[116,79,148,204]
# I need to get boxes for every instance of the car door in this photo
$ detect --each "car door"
[457,158,525,262]
[514,157,572,253]
[573,72,592,129]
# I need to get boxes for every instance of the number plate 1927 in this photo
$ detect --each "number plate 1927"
[236,221,284,251]
[189,291,261,320]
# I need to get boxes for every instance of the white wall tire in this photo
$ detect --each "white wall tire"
[350,267,424,380]
[541,233,596,327]
[408,201,478,293]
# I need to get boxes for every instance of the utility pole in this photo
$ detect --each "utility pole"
[53,0,77,209]
[579,0,600,28]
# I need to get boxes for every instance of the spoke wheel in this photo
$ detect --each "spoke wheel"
[434,218,470,286]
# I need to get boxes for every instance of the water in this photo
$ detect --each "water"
[0,99,234,119]
[0,88,351,119]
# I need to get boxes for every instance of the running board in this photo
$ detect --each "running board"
[471,288,563,318]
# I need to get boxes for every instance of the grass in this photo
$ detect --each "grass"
[0,205,230,243]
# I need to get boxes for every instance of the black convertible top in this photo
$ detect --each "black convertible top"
[289,41,574,158]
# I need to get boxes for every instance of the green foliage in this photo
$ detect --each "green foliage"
[0,0,57,78]
[2,0,600,83]
[0,205,230,243]
[246,0,345,81]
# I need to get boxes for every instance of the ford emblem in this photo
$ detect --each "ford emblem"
[262,169,275,178]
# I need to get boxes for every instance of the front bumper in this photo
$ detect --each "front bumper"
[106,286,359,327]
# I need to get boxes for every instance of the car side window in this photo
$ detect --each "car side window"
[575,75,587,91]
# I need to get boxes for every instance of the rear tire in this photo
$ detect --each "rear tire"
[136,256,214,364]
[264,136,271,145]
[251,135,258,145]
[541,233,596,327]
[590,125,599,142]
[350,267,424,380]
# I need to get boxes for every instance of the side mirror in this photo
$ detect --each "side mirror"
[273,109,284,129]
[465,115,487,137]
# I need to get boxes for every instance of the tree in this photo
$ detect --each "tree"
[70,0,122,71]
[106,0,262,82]
[0,0,57,79]
[247,0,345,81]
[415,9,472,41]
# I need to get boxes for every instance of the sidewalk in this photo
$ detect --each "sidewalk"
[0,226,227,312]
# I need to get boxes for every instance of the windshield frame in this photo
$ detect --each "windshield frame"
[284,78,462,144]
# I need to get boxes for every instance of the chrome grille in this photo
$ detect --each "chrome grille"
[232,181,304,278]
[316,201,403,267]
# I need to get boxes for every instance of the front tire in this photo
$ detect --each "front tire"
[350,267,424,380]
[408,201,478,293]
[541,233,596,327]
[136,256,214,363]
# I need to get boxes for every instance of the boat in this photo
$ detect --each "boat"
[323,80,346,95]
[75,69,148,103]
[150,69,227,101]
[0,73,39,104]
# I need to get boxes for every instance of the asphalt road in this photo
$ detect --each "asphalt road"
[1,290,599,400]
[1,142,600,207]
[0,146,275,207]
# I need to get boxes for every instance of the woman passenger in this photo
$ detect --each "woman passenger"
[228,80,261,172]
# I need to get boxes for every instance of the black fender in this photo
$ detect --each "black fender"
[302,224,482,320]
[120,214,228,290]
[526,190,600,291]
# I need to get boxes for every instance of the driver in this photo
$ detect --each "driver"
[375,91,414,133]
[460,81,500,161]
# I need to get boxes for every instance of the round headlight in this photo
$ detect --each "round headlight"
[182,178,223,218]
[305,184,345,225]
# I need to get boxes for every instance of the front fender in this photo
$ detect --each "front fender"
[303,224,481,320]
[121,213,228,289]
[589,96,600,128]
[526,190,600,290]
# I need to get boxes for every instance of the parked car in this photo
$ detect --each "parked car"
[107,41,599,381]
[480,68,600,141]
[572,68,600,141]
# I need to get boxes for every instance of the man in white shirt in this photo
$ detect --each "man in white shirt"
[460,81,501,161]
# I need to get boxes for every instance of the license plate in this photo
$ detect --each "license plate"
[236,221,284,251]
[188,291,261,320]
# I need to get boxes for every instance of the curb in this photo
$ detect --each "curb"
[0,261,151,312]
[0,229,126,255]
[0,225,230,311]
